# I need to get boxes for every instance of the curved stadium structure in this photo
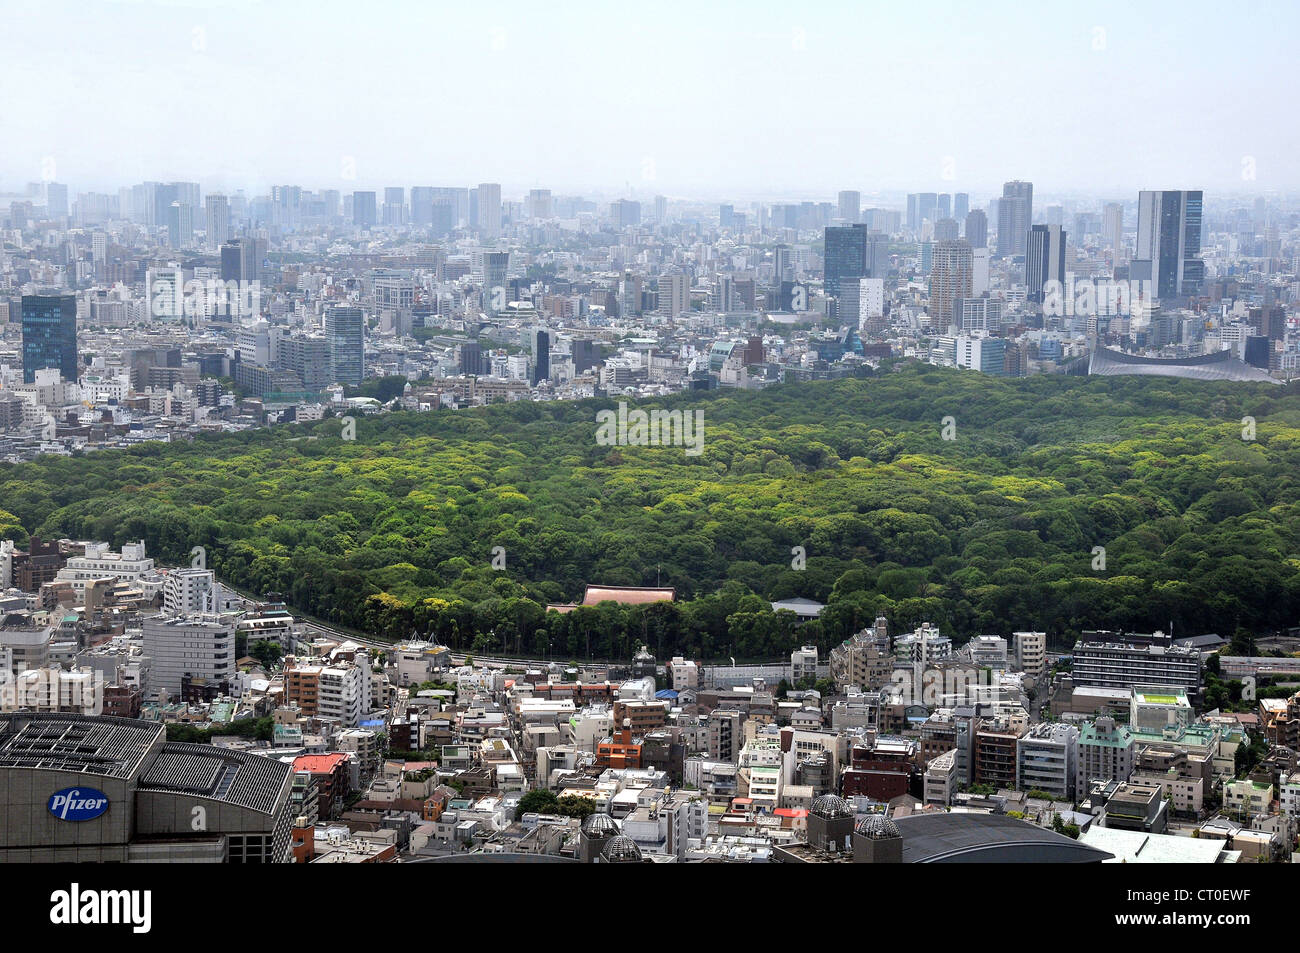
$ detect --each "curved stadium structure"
[1088,346,1280,383]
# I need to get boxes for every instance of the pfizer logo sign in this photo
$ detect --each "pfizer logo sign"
[48,787,110,822]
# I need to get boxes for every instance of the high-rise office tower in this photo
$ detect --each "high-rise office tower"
[773,245,793,283]
[1133,190,1204,300]
[530,328,550,384]
[954,192,970,222]
[838,190,861,223]
[1025,224,1066,304]
[660,271,690,316]
[382,187,405,225]
[325,305,365,387]
[719,204,735,229]
[410,187,435,226]
[482,251,510,315]
[527,189,552,219]
[996,180,1033,259]
[205,194,230,247]
[460,339,484,375]
[825,224,889,299]
[352,191,377,227]
[934,218,960,241]
[824,225,868,299]
[45,182,68,220]
[477,182,502,237]
[653,195,668,224]
[1102,202,1123,252]
[918,193,938,230]
[612,199,641,227]
[938,194,952,221]
[964,209,988,249]
[21,292,78,384]
[929,240,973,329]
[166,201,193,249]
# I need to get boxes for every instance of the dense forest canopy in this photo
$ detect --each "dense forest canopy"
[3,364,1299,661]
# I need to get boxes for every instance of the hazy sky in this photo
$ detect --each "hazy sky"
[2,0,1297,201]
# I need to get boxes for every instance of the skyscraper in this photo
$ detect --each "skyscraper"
[477,183,502,237]
[167,201,193,249]
[410,186,435,226]
[1025,224,1066,304]
[964,209,988,249]
[205,194,230,247]
[352,191,377,227]
[929,241,973,330]
[953,192,970,222]
[824,225,868,299]
[838,190,860,223]
[325,305,364,387]
[527,189,552,219]
[1133,190,1204,300]
[45,182,68,221]
[382,187,405,226]
[530,328,550,385]
[1103,203,1124,253]
[996,180,1033,259]
[482,251,510,315]
[21,293,78,384]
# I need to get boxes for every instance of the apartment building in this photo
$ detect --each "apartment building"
[1016,722,1079,801]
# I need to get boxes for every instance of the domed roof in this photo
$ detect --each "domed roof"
[810,794,853,819]
[855,815,901,839]
[582,812,619,835]
[601,835,643,863]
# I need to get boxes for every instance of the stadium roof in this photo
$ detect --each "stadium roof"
[1088,346,1280,383]
[894,813,1113,863]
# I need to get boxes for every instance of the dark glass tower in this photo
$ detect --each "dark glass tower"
[21,293,78,383]
[325,306,365,387]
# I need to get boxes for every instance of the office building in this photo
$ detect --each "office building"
[1071,632,1201,700]
[477,183,502,237]
[142,614,235,700]
[325,305,365,387]
[0,713,294,862]
[21,293,78,384]
[1133,190,1204,300]
[996,180,1033,258]
[837,190,860,223]
[1025,224,1066,304]
[352,191,377,227]
[530,328,550,385]
[205,194,230,247]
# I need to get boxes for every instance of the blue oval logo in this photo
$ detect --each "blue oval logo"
[48,787,110,822]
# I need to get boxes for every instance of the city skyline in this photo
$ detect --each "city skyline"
[2,0,1298,196]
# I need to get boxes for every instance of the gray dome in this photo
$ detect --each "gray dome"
[810,794,853,819]
[582,812,619,835]
[855,815,901,839]
[601,835,643,863]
